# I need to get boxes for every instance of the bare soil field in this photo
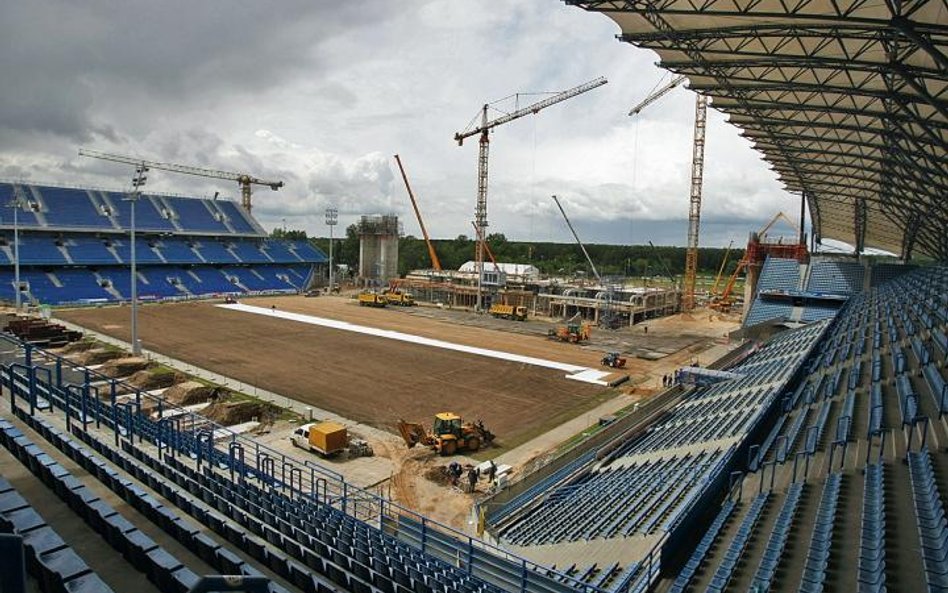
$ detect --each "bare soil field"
[57,299,611,450]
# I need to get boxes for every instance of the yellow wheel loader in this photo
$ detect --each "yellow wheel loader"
[397,413,494,456]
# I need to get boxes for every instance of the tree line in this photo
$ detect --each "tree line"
[272,226,744,279]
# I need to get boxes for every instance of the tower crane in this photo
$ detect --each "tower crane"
[455,76,607,311]
[78,148,284,214]
[629,75,707,312]
[393,154,442,272]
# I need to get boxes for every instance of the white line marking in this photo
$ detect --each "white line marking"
[217,303,612,386]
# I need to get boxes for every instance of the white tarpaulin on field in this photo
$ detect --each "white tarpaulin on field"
[217,303,612,386]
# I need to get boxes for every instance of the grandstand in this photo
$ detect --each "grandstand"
[4,260,943,592]
[0,182,324,306]
[0,0,945,589]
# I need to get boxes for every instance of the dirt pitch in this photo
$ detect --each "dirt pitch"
[57,298,613,449]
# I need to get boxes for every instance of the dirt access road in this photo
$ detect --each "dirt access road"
[58,298,609,450]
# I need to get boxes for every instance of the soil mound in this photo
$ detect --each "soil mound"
[202,400,279,426]
[124,369,185,392]
[161,381,222,406]
[57,340,97,355]
[423,466,455,487]
[99,357,154,378]
[75,349,125,365]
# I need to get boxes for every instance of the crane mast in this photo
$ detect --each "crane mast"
[683,95,708,312]
[628,77,707,312]
[455,76,607,311]
[393,154,442,272]
[78,148,283,214]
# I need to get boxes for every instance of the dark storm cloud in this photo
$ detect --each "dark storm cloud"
[0,1,391,142]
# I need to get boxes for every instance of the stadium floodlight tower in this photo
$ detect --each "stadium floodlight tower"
[325,207,338,292]
[127,164,148,356]
[8,187,27,312]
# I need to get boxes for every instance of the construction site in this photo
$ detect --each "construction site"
[0,2,944,592]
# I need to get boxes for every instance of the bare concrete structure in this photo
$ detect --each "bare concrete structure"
[357,215,400,284]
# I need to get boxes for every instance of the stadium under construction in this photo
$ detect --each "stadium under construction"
[0,2,945,593]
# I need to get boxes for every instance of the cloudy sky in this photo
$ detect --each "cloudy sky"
[0,0,807,246]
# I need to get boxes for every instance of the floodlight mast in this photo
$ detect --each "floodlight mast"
[454,76,607,311]
[78,148,283,213]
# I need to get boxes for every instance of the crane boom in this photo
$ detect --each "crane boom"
[393,154,442,272]
[648,241,678,286]
[454,77,608,145]
[551,195,602,284]
[78,148,283,213]
[711,240,733,296]
[629,75,706,312]
[456,76,607,312]
[628,75,686,116]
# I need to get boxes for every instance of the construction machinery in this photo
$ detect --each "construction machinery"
[551,195,602,285]
[357,292,387,307]
[600,352,627,368]
[397,413,495,456]
[455,76,607,312]
[394,154,442,271]
[489,303,527,321]
[629,75,706,311]
[710,212,806,312]
[548,314,592,344]
[551,194,623,329]
[382,290,415,306]
[78,148,283,214]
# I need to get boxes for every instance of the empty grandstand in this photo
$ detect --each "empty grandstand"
[0,182,324,306]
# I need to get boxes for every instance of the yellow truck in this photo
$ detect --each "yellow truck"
[358,292,387,307]
[384,290,416,306]
[290,422,349,457]
[489,303,528,321]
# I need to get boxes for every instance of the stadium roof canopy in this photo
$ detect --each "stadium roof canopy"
[567,0,948,261]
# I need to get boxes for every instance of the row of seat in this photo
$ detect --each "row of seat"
[858,463,885,593]
[15,409,306,591]
[0,417,210,593]
[667,499,736,593]
[0,263,310,305]
[1,183,259,235]
[797,473,842,593]
[907,448,948,591]
[703,492,769,593]
[0,233,322,266]
[749,482,804,591]
[806,259,865,295]
[501,451,722,545]
[0,473,115,593]
[71,419,513,593]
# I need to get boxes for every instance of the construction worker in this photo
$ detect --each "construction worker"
[448,461,461,486]
[487,460,497,484]
[467,467,478,493]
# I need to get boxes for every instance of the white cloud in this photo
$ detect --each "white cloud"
[0,0,800,246]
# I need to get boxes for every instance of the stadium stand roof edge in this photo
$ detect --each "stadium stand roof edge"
[566,0,948,262]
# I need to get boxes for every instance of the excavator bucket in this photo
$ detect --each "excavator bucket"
[396,420,428,449]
